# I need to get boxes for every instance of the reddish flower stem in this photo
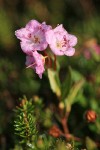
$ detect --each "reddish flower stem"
[43,51,52,68]
[54,54,57,70]
[61,116,69,134]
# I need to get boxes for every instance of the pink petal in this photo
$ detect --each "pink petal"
[54,24,65,32]
[20,41,34,55]
[36,65,44,79]
[68,34,77,47]
[45,30,54,44]
[25,20,41,32]
[25,55,35,68]
[15,28,30,41]
[32,51,45,78]
[49,44,64,56]
[42,22,52,31]
[25,51,45,78]
[64,47,75,56]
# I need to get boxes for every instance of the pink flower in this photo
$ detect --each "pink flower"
[25,51,45,79]
[83,39,100,59]
[46,24,77,56]
[15,20,51,55]
[93,45,100,55]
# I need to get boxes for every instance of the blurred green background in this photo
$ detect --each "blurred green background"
[0,0,100,149]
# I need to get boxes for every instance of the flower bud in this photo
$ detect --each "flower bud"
[59,102,64,109]
[19,99,27,107]
[85,110,97,122]
[49,125,62,138]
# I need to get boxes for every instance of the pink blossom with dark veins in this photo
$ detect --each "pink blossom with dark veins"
[15,20,52,55]
[46,24,77,56]
[25,51,45,79]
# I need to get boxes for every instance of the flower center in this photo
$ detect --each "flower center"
[31,35,40,44]
[62,36,68,47]
[56,35,68,50]
[34,36,40,43]
[56,41,62,48]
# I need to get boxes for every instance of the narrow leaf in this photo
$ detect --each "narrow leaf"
[48,69,61,97]
[65,79,85,112]
[86,137,97,150]
[61,67,72,100]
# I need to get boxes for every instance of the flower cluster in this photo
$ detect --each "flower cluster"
[15,20,77,78]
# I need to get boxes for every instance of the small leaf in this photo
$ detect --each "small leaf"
[86,137,97,150]
[71,69,83,82]
[65,79,85,112]
[48,69,61,97]
[61,67,72,100]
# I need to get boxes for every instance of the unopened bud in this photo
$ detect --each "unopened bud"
[49,125,62,138]
[33,95,39,102]
[37,138,44,148]
[85,110,97,122]
[59,102,64,109]
[20,99,26,107]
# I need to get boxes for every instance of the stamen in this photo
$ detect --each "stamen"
[43,51,52,68]
[26,62,36,68]
[44,56,48,59]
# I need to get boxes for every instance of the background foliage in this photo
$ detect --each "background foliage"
[0,0,100,149]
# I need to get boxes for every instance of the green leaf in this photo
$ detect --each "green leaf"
[61,67,72,101]
[71,69,83,82]
[55,140,67,150]
[65,79,85,112]
[86,137,97,150]
[48,69,61,97]
[13,145,23,150]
